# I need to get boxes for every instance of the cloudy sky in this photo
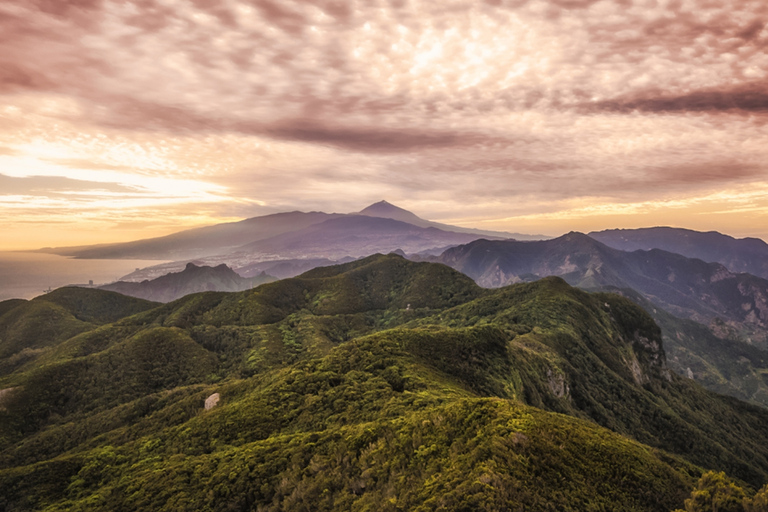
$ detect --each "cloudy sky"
[1,0,767,249]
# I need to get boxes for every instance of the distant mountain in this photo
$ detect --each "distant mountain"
[3,255,768,511]
[439,232,768,328]
[358,200,544,240]
[99,263,276,303]
[590,227,768,279]
[357,200,427,225]
[235,215,496,260]
[114,215,501,282]
[235,257,352,279]
[38,201,544,263]
[39,211,343,260]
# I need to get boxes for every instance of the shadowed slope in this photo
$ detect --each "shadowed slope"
[100,263,276,303]
[591,227,768,279]
[439,233,768,328]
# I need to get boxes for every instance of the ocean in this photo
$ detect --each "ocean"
[0,252,165,301]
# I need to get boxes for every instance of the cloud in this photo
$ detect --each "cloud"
[585,82,768,113]
[265,122,464,152]
[1,0,768,247]
[0,63,53,93]
[84,97,508,153]
[4,0,767,132]
[0,173,137,196]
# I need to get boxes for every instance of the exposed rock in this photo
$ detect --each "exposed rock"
[626,355,648,385]
[559,255,577,274]
[709,267,734,283]
[205,393,220,410]
[546,368,569,398]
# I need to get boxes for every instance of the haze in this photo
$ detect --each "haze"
[1,0,767,250]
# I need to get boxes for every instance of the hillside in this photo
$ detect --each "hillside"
[2,255,768,510]
[438,233,768,330]
[99,263,277,303]
[590,227,768,280]
[0,288,158,376]
[437,234,768,406]
[235,257,350,279]
[602,287,768,407]
[234,215,499,260]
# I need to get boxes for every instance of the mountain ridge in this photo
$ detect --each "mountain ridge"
[590,226,768,280]
[437,234,768,406]
[438,232,768,327]
[358,200,542,240]
[98,263,277,303]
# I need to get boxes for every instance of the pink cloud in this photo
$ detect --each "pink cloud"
[1,0,768,243]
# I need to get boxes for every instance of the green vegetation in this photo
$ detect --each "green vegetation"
[0,289,158,377]
[440,234,768,408]
[673,471,768,512]
[598,287,768,407]
[1,254,767,510]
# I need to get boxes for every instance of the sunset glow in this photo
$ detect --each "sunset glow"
[2,0,767,248]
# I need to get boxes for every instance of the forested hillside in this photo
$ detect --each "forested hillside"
[1,255,767,511]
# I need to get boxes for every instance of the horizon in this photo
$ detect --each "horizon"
[3,198,768,252]
[7,198,768,253]
[2,1,768,250]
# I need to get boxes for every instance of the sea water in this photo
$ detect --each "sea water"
[0,252,165,301]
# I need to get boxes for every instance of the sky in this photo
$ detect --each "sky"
[1,0,767,249]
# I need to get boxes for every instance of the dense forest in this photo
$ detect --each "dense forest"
[1,254,768,511]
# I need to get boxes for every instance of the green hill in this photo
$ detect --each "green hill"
[0,288,158,377]
[1,255,767,511]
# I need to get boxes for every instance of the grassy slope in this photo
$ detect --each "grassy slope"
[407,278,768,485]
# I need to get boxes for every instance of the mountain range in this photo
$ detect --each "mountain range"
[98,263,277,303]
[26,204,768,416]
[2,255,768,510]
[439,232,768,329]
[437,233,768,406]
[591,227,768,280]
